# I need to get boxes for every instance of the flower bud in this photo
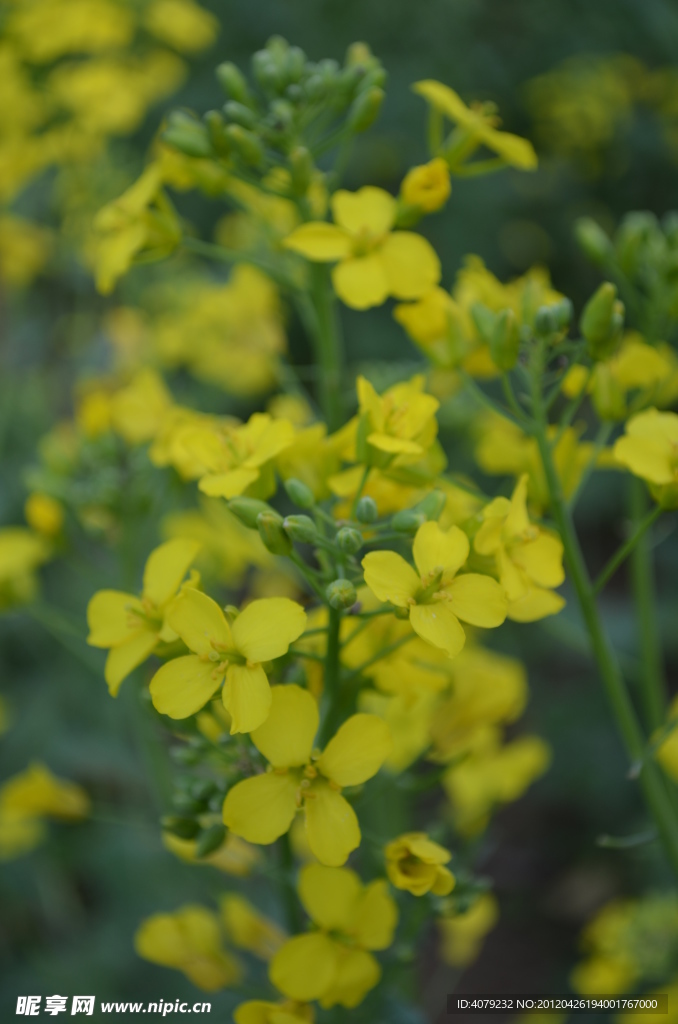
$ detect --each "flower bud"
[470,302,496,345]
[391,509,426,533]
[355,496,378,523]
[284,477,315,509]
[290,145,314,195]
[285,46,306,84]
[348,86,385,133]
[225,125,265,168]
[414,489,447,521]
[163,112,213,159]
[195,824,227,859]
[228,497,274,529]
[591,364,625,421]
[204,110,230,156]
[534,305,557,336]
[489,308,521,370]
[216,62,254,106]
[552,297,574,330]
[161,815,200,840]
[337,526,363,554]
[257,511,293,555]
[326,579,358,609]
[283,514,318,543]
[580,282,624,361]
[191,780,218,802]
[252,50,282,94]
[223,100,257,130]
[575,217,613,266]
[615,211,659,277]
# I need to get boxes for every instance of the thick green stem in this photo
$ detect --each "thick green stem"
[530,356,678,877]
[629,478,667,732]
[309,264,345,432]
[318,606,342,746]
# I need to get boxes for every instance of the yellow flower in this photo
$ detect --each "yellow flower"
[359,690,436,772]
[163,831,260,876]
[220,894,286,959]
[385,832,455,896]
[571,955,637,997]
[438,893,499,967]
[474,474,565,622]
[282,186,441,310]
[144,0,218,53]
[234,1000,313,1024]
[6,0,134,63]
[149,590,306,732]
[400,158,451,213]
[222,684,392,865]
[110,368,174,445]
[362,521,507,659]
[134,905,242,992]
[0,526,50,610]
[413,80,538,170]
[24,492,64,537]
[269,863,398,1007]
[183,413,295,500]
[87,537,201,695]
[613,408,678,508]
[0,762,89,861]
[356,374,440,461]
[0,214,51,288]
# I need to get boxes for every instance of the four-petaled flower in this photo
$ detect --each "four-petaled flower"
[385,831,455,896]
[222,684,392,865]
[362,521,507,658]
[149,589,306,733]
[613,407,678,509]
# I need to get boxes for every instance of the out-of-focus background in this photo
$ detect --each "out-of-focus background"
[2,0,678,1020]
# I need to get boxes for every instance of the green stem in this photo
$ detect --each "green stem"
[278,833,302,933]
[629,478,667,732]
[308,264,345,431]
[530,349,678,877]
[318,607,342,746]
[593,504,662,596]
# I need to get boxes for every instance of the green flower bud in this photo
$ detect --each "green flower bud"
[591,364,625,421]
[283,514,318,543]
[552,297,574,330]
[615,211,660,277]
[391,509,426,533]
[348,86,385,133]
[195,824,227,859]
[355,496,378,523]
[223,100,258,130]
[580,282,625,361]
[489,308,521,370]
[252,50,282,94]
[284,477,315,509]
[172,794,205,815]
[203,110,230,156]
[161,815,200,840]
[534,305,558,336]
[163,112,213,159]
[290,145,314,195]
[228,497,273,529]
[225,125,265,168]
[285,46,306,84]
[304,74,326,101]
[414,489,447,521]
[257,510,293,555]
[575,217,613,266]
[190,780,218,803]
[326,579,358,610]
[337,526,363,554]
[216,62,253,106]
[470,302,496,345]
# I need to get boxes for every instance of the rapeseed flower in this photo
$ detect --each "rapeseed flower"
[135,905,241,991]
[385,832,455,896]
[438,893,499,967]
[400,158,451,213]
[269,863,397,1007]
[149,590,306,732]
[86,537,201,695]
[144,0,218,53]
[613,408,678,507]
[282,186,441,310]
[0,526,50,609]
[356,374,440,461]
[474,474,565,621]
[362,521,507,658]
[24,492,64,537]
[0,762,89,861]
[220,894,286,959]
[222,684,391,865]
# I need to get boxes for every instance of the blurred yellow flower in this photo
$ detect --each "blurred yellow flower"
[0,214,51,287]
[144,0,218,53]
[0,526,50,609]
[220,894,286,959]
[24,492,64,538]
[400,158,451,213]
[0,762,89,861]
[385,832,455,896]
[438,893,499,967]
[613,407,678,507]
[283,186,441,310]
[356,373,440,460]
[135,905,242,991]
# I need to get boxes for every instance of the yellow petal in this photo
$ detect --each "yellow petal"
[142,538,201,607]
[504,475,530,538]
[409,602,465,658]
[482,126,538,170]
[149,655,223,718]
[231,598,306,662]
[379,232,441,300]
[199,468,260,498]
[613,435,673,485]
[367,432,422,454]
[167,587,233,656]
[361,550,420,607]
[445,574,507,627]
[269,932,339,1002]
[282,222,352,261]
[413,80,474,125]
[352,879,398,950]
[223,663,272,735]
[318,714,392,786]
[251,684,319,768]
[413,521,469,578]
[331,187,396,235]
[223,772,298,844]
[87,589,143,648]
[305,781,360,866]
[319,947,381,1010]
[298,862,361,931]
[332,255,389,310]
[508,587,566,623]
[512,532,564,589]
[105,630,159,696]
